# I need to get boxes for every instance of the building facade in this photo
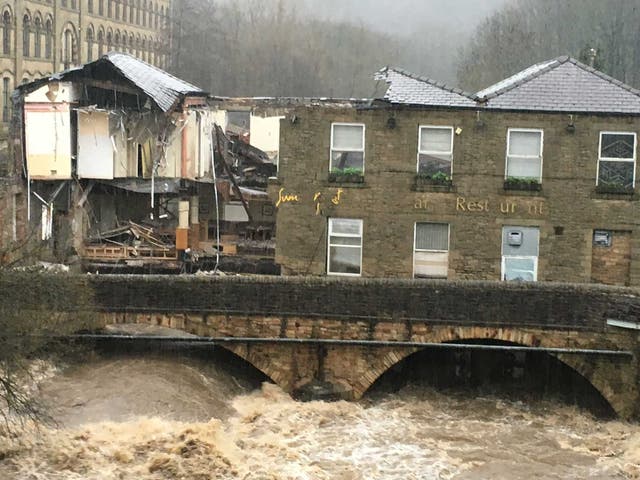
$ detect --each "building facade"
[0,0,171,125]
[272,58,640,286]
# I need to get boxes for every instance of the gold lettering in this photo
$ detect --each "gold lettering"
[456,196,466,211]
[331,188,344,205]
[275,187,300,207]
[500,201,509,213]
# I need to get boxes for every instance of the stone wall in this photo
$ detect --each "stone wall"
[2,273,639,418]
[274,105,640,285]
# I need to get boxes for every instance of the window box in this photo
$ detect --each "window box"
[329,169,364,184]
[414,173,454,192]
[503,177,541,191]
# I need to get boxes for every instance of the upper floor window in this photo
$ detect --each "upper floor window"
[330,123,365,174]
[2,11,11,55]
[327,218,363,276]
[597,132,636,190]
[88,0,94,14]
[418,126,453,178]
[22,15,30,57]
[45,19,52,58]
[505,128,543,182]
[2,77,10,122]
[34,17,42,58]
[99,0,105,16]
[414,222,449,278]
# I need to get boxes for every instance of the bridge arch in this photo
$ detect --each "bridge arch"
[352,326,624,416]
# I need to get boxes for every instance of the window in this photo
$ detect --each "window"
[506,129,543,182]
[502,226,539,282]
[2,11,11,55]
[327,218,363,276]
[45,19,52,58]
[414,222,449,278]
[418,126,453,177]
[2,77,10,122]
[97,29,104,56]
[22,15,30,57]
[597,132,636,189]
[99,0,104,16]
[330,123,365,173]
[62,29,75,69]
[34,17,41,58]
[108,0,113,17]
[88,0,94,14]
[86,28,94,61]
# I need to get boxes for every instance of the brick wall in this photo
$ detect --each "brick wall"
[274,105,640,285]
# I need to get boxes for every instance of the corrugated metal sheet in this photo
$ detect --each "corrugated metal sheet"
[103,52,205,112]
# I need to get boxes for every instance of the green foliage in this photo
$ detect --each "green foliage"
[416,171,452,183]
[330,167,364,176]
[0,272,96,432]
[458,0,640,92]
[505,176,540,186]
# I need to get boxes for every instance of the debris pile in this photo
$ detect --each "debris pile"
[84,221,176,260]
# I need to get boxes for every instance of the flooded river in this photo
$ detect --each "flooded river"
[0,345,639,479]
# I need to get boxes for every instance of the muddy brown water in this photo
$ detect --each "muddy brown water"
[0,347,639,479]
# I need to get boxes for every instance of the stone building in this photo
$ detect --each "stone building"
[0,0,171,127]
[272,57,640,286]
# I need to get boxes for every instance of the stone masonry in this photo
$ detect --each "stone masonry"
[272,105,640,285]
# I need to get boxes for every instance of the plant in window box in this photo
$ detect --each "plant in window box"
[328,167,364,183]
[503,176,541,191]
[595,181,635,194]
[414,172,453,191]
[415,171,453,188]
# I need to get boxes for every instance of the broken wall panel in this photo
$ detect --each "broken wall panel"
[25,104,72,179]
[112,114,128,178]
[250,113,282,165]
[77,110,114,179]
[198,110,213,178]
[185,111,198,179]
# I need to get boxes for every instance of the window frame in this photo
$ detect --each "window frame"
[329,122,365,173]
[413,222,450,279]
[596,131,637,188]
[417,125,454,175]
[505,128,544,182]
[327,217,363,277]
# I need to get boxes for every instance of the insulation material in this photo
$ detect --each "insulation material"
[159,126,181,177]
[141,140,153,178]
[111,114,128,178]
[77,110,114,179]
[224,202,249,222]
[25,104,72,179]
[198,111,213,178]
[185,111,199,179]
[249,114,282,164]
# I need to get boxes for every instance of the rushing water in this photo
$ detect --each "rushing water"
[0,346,639,480]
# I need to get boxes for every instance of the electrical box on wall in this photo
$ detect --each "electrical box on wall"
[507,230,523,246]
[593,230,612,247]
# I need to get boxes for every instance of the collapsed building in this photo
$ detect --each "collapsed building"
[12,53,281,273]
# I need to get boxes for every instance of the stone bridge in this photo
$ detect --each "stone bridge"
[3,274,640,418]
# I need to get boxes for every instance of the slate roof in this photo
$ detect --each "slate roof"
[375,67,477,108]
[101,52,205,112]
[476,56,640,114]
